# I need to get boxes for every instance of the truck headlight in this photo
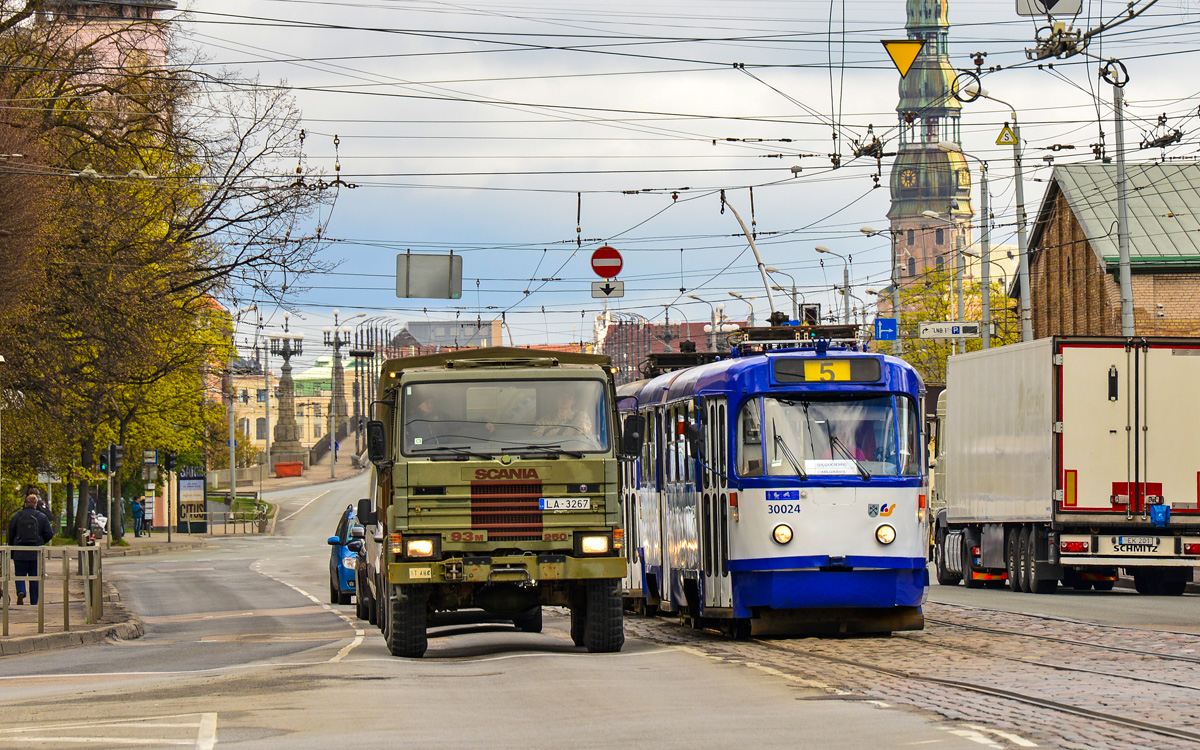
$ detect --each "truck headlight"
[876,524,896,545]
[574,532,613,556]
[406,538,436,558]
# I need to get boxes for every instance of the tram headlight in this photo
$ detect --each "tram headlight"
[875,524,897,545]
[772,524,793,545]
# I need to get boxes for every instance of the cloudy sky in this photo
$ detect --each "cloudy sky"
[176,0,1200,363]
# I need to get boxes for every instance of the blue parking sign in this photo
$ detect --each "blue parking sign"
[874,318,898,341]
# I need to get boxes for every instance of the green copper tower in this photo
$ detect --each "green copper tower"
[888,0,973,282]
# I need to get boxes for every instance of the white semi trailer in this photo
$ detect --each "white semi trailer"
[931,337,1200,595]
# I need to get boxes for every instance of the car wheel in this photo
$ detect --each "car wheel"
[330,574,340,605]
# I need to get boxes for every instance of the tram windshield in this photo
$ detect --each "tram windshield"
[401,379,610,456]
[737,394,920,478]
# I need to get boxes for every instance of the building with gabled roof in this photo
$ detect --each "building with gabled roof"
[1021,162,1200,337]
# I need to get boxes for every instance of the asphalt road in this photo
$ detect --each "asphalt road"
[0,476,1099,749]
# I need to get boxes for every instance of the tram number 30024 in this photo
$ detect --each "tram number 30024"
[766,503,802,515]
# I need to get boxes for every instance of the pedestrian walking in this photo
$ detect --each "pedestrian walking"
[132,496,145,537]
[6,494,54,605]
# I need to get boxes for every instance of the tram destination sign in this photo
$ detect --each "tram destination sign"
[919,321,982,340]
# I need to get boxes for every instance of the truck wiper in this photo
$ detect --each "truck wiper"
[829,435,872,480]
[506,444,584,459]
[410,445,493,460]
[772,419,807,479]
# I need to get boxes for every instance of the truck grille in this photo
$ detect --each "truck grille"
[470,482,543,541]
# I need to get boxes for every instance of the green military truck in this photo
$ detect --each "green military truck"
[357,347,636,657]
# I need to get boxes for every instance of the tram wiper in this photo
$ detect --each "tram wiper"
[506,444,584,459]
[410,444,493,460]
[829,435,872,481]
[772,419,807,479]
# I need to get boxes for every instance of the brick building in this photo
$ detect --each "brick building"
[1022,162,1200,338]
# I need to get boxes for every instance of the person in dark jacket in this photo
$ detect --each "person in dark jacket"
[131,497,145,537]
[7,494,54,605]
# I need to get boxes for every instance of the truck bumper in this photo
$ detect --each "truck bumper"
[1059,556,1199,567]
[389,554,626,585]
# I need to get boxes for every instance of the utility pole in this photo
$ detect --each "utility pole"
[1107,60,1135,336]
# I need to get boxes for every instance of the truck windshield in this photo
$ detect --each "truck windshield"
[737,394,919,478]
[402,379,610,456]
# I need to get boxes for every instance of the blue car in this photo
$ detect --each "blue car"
[329,507,364,605]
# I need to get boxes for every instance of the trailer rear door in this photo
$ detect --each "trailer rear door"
[1058,339,1200,516]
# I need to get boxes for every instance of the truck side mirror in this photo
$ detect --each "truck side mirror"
[366,420,389,467]
[621,414,646,457]
[357,498,378,527]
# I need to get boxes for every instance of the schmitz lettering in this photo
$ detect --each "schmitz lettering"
[474,468,541,480]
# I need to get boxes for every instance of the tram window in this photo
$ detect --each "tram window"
[654,411,663,490]
[737,398,764,477]
[897,396,920,476]
[718,403,727,477]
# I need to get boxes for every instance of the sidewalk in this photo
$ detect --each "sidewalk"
[1,451,367,656]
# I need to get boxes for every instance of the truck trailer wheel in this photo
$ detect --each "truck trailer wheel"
[1017,527,1032,592]
[934,531,961,586]
[583,578,625,653]
[1026,526,1057,594]
[1006,530,1022,592]
[387,583,429,658]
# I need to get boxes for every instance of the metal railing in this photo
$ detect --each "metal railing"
[1,546,103,636]
[178,504,270,535]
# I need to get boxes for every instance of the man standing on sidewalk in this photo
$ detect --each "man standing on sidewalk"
[7,494,54,605]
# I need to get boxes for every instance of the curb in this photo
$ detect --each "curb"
[0,586,144,657]
[101,539,210,557]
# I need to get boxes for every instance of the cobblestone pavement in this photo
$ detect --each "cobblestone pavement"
[625,601,1200,750]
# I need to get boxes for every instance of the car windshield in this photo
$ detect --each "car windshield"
[401,379,610,456]
[737,394,919,478]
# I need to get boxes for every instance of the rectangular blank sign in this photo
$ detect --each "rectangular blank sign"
[396,252,463,299]
[1016,0,1082,16]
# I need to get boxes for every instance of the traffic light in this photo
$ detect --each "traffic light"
[163,451,177,471]
[801,303,821,326]
[97,445,110,473]
[112,445,124,473]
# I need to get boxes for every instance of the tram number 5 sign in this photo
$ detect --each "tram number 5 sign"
[590,246,623,278]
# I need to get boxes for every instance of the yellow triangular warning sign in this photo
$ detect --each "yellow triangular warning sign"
[996,124,1018,146]
[881,39,925,78]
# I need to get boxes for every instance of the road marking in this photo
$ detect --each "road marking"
[963,725,1038,747]
[947,728,1003,749]
[0,713,218,748]
[280,490,330,523]
[250,559,363,663]
[671,646,842,693]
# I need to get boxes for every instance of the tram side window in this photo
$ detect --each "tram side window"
[737,398,764,477]
[641,410,653,486]
[898,395,920,476]
[718,403,727,477]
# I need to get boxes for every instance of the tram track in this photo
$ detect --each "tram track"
[751,637,1200,746]
[925,616,1200,667]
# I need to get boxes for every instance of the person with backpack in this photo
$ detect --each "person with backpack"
[7,494,54,605]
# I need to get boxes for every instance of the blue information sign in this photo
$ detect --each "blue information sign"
[874,318,898,341]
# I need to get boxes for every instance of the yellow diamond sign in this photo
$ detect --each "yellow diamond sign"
[881,40,925,78]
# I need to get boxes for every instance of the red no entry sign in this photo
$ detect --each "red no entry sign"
[591,246,623,278]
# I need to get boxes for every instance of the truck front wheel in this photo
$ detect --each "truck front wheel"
[583,578,625,653]
[386,583,429,658]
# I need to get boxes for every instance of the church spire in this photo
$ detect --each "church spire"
[888,0,973,281]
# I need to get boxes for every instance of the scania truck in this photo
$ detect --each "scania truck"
[357,347,635,657]
[932,337,1200,595]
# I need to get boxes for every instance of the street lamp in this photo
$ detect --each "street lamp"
[858,228,903,356]
[938,141,993,348]
[727,292,755,327]
[953,81,1033,342]
[659,303,690,351]
[764,266,800,322]
[962,249,1011,344]
[687,294,717,351]
[323,309,365,479]
[815,246,849,324]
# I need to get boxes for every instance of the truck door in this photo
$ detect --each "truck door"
[1059,340,1200,516]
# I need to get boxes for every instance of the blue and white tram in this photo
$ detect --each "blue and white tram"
[618,341,929,636]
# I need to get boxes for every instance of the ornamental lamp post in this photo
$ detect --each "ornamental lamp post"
[815,246,850,324]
